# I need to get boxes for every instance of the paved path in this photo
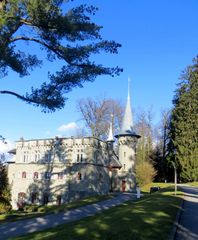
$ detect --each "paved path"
[0,193,136,240]
[175,186,198,240]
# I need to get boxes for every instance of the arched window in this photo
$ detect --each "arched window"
[17,192,26,209]
[77,172,82,180]
[33,172,39,179]
[22,171,26,178]
[18,192,26,199]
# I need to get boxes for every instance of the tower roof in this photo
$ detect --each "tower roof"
[107,115,114,142]
[115,79,140,138]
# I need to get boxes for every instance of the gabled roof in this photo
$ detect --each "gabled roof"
[109,154,122,169]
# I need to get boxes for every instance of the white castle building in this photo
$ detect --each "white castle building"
[8,86,140,209]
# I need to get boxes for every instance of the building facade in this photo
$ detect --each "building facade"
[8,86,140,209]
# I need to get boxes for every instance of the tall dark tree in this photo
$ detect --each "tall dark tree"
[0,137,11,212]
[169,57,198,182]
[0,0,122,112]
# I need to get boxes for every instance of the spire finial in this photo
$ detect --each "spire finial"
[128,77,131,100]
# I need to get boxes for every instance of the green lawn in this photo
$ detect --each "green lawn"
[12,186,183,240]
[0,195,112,224]
[186,182,198,187]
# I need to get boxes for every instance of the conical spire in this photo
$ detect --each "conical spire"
[115,78,140,138]
[107,114,114,142]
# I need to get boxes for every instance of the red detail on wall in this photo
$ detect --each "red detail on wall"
[122,180,126,192]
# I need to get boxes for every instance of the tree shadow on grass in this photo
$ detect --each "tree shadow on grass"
[6,192,183,240]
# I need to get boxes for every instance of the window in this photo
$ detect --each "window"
[23,151,28,162]
[58,172,63,180]
[43,193,49,205]
[123,164,126,169]
[77,154,80,162]
[56,195,62,205]
[99,173,103,182]
[35,151,37,161]
[35,151,40,162]
[31,192,38,204]
[22,171,26,178]
[124,152,126,157]
[18,192,26,204]
[80,154,83,162]
[94,152,98,163]
[45,172,51,180]
[77,172,82,180]
[33,172,39,179]
[45,153,51,162]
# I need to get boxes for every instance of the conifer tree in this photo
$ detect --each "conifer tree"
[169,57,198,181]
[0,0,122,112]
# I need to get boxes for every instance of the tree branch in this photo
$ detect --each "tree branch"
[10,36,65,60]
[0,90,40,104]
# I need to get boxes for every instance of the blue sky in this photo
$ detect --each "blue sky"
[1,0,198,151]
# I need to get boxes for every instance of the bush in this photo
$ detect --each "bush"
[0,198,11,214]
[136,161,157,188]
[24,204,39,212]
[37,206,45,212]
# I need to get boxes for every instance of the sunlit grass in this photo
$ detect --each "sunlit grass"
[141,182,174,193]
[186,182,198,187]
[12,186,182,240]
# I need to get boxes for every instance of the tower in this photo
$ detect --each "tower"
[106,114,114,151]
[115,80,140,191]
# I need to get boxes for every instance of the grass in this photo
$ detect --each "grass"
[186,182,198,187]
[12,185,183,240]
[0,195,113,224]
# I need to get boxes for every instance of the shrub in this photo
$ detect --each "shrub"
[0,198,12,214]
[37,207,45,212]
[24,204,39,212]
[136,161,157,188]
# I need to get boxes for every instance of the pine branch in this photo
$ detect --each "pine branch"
[0,90,40,104]
[10,37,65,60]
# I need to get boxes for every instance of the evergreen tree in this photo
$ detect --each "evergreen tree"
[169,57,198,182]
[0,161,11,213]
[0,163,10,200]
[0,0,122,112]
